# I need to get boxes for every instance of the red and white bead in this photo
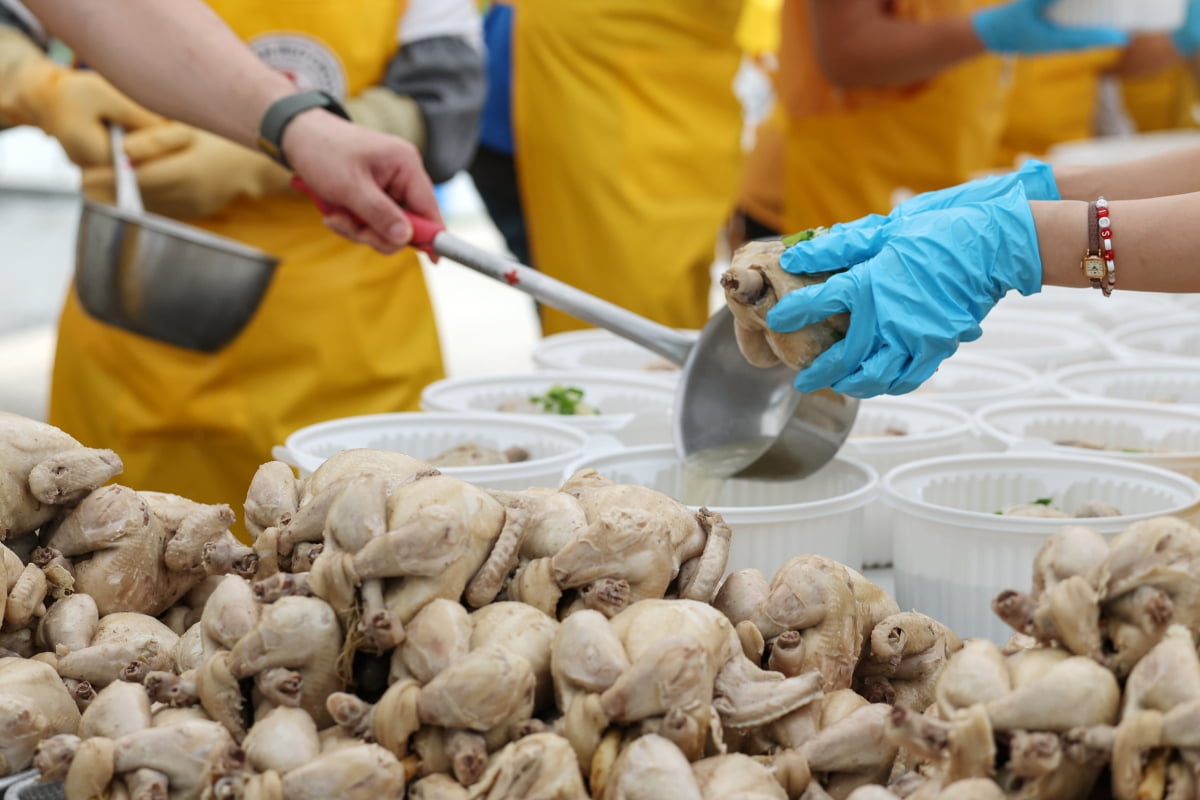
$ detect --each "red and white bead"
[1096,197,1114,296]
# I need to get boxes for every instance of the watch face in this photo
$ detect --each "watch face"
[1083,256,1106,280]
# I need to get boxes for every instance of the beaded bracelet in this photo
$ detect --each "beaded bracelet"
[1096,197,1115,297]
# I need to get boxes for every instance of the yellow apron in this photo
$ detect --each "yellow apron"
[780,0,1011,231]
[50,0,444,533]
[1121,63,1200,133]
[993,49,1122,167]
[737,0,783,60]
[511,0,746,334]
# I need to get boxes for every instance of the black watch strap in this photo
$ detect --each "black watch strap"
[256,89,350,169]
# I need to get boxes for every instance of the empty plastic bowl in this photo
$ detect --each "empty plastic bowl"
[1110,314,1200,364]
[956,313,1111,372]
[910,353,1045,411]
[1048,360,1200,407]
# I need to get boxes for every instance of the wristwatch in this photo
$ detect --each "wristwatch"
[1080,201,1106,290]
[256,89,350,169]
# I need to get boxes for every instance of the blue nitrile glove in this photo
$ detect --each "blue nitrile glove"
[767,184,1042,398]
[1172,0,1200,55]
[812,159,1059,239]
[971,0,1129,53]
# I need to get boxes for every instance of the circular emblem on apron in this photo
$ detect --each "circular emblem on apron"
[249,34,347,101]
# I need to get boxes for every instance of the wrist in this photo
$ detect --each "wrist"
[278,108,354,178]
[258,90,350,170]
[1032,200,1090,288]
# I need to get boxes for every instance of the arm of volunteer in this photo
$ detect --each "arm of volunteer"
[1033,193,1200,292]
[807,0,985,88]
[1053,144,1200,201]
[22,0,294,147]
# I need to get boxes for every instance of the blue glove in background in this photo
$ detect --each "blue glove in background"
[825,159,1059,237]
[1172,0,1200,54]
[972,0,1129,53]
[768,185,1042,398]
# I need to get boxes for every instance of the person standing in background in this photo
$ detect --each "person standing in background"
[778,0,1126,234]
[471,0,747,335]
[995,38,1184,169]
[1119,0,1200,134]
[0,0,484,532]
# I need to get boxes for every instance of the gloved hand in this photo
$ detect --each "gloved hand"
[971,0,1128,54]
[767,185,1042,398]
[82,122,293,219]
[1171,0,1200,54]
[0,27,162,167]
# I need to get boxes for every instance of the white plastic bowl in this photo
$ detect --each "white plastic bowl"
[910,353,1045,411]
[564,445,878,575]
[975,397,1200,481]
[420,370,676,445]
[956,313,1111,372]
[1047,0,1186,32]
[1109,314,1200,364]
[276,411,592,490]
[884,452,1200,643]
[994,286,1180,333]
[532,329,698,382]
[1048,360,1200,407]
[843,397,978,569]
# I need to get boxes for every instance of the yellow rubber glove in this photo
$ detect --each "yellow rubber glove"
[81,122,293,220]
[345,87,427,152]
[0,26,162,167]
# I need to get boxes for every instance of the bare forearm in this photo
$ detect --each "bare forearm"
[809,0,985,87]
[1054,145,1200,201]
[23,0,295,147]
[1033,195,1200,292]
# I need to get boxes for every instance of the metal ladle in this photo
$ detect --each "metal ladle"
[72,124,278,352]
[295,181,858,479]
[414,222,857,480]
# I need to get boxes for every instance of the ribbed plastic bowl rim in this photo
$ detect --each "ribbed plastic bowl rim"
[419,370,676,427]
[849,396,977,452]
[564,443,880,520]
[881,451,1200,532]
[283,411,592,476]
[1047,359,1200,401]
[974,397,1200,463]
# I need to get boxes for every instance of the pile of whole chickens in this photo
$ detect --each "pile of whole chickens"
[2,409,1200,800]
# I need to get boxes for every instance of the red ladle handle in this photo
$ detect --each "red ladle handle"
[290,176,443,257]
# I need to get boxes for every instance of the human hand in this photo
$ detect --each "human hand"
[82,121,292,219]
[822,159,1059,237]
[279,109,442,254]
[1172,0,1200,54]
[767,185,1042,398]
[0,58,162,168]
[971,0,1128,54]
